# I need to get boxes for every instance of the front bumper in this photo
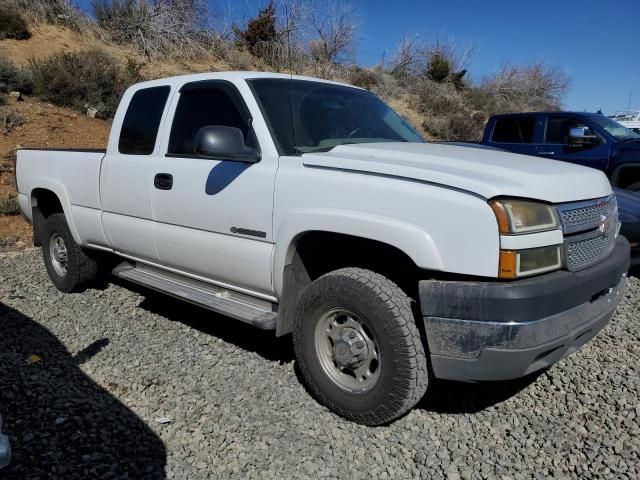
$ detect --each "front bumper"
[419,236,630,382]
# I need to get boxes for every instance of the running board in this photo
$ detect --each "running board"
[112,262,277,330]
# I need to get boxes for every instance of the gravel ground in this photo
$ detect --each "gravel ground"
[0,250,638,480]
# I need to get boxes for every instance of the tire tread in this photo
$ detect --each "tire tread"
[294,267,429,425]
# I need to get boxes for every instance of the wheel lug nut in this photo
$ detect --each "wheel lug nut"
[348,331,357,339]
[355,340,365,349]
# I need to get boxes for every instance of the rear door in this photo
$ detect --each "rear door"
[537,114,610,171]
[485,115,541,156]
[149,80,277,296]
[100,85,172,261]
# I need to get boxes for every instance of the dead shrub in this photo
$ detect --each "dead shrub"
[93,0,213,58]
[0,106,26,133]
[225,49,257,71]
[14,0,89,31]
[0,0,31,40]
[349,68,378,90]
[0,195,20,215]
[0,56,33,94]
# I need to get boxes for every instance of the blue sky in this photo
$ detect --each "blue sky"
[76,0,639,113]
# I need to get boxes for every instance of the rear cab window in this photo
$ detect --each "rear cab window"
[491,116,537,144]
[118,86,171,155]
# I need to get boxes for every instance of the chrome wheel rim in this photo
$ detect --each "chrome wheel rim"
[49,233,68,276]
[314,308,381,393]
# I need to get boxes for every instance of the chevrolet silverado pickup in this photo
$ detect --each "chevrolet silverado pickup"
[15,72,629,425]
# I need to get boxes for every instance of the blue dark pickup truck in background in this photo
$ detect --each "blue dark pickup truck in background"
[479,111,640,264]
[482,112,640,190]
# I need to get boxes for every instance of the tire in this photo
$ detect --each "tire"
[293,267,429,425]
[41,213,99,293]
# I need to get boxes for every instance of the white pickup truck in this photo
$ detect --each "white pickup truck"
[16,72,629,425]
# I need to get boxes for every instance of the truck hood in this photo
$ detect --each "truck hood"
[302,142,612,203]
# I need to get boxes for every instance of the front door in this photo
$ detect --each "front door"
[150,81,276,296]
[537,115,610,171]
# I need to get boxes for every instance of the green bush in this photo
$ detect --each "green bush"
[0,56,33,94]
[0,1,31,40]
[29,49,141,117]
[233,2,279,60]
[0,195,20,215]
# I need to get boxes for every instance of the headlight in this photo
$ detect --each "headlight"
[490,199,559,234]
[499,245,562,279]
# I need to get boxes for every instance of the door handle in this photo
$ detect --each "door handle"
[538,151,555,155]
[154,173,173,190]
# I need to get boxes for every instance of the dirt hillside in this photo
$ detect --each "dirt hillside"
[0,94,111,251]
[0,24,216,252]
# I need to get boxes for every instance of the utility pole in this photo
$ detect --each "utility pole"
[629,90,633,112]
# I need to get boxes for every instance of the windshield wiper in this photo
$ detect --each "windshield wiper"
[294,146,335,153]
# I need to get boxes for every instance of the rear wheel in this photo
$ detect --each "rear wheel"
[293,268,429,425]
[42,213,99,292]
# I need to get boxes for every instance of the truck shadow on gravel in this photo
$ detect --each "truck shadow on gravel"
[131,287,295,364]
[0,302,167,479]
[418,372,545,414]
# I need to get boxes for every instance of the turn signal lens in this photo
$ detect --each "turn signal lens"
[499,251,518,279]
[499,245,562,279]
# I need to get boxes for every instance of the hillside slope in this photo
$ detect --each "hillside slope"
[0,22,432,251]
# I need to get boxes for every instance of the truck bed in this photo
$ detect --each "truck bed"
[19,148,106,153]
[16,149,106,225]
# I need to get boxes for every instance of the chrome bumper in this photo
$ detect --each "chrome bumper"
[426,275,625,361]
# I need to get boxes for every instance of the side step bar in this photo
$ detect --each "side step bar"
[112,262,278,330]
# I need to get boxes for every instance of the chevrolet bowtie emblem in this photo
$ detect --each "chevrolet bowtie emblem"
[599,214,608,233]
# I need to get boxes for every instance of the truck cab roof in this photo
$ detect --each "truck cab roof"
[127,71,360,91]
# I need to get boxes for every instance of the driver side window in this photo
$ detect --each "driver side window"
[168,85,256,156]
[544,117,592,144]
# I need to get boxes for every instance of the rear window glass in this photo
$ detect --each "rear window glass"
[491,117,536,143]
[118,86,170,155]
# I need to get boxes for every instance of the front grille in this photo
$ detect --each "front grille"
[557,195,619,272]
[565,230,616,271]
[557,195,617,234]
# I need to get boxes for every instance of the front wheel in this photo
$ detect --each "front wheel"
[293,268,429,425]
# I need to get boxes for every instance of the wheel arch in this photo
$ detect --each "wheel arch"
[273,209,444,336]
[30,182,81,246]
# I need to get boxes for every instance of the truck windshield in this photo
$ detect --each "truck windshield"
[248,78,425,155]
[589,115,640,141]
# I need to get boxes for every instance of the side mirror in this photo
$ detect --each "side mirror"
[568,127,600,146]
[194,125,261,163]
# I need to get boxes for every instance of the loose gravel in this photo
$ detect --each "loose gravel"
[0,250,638,479]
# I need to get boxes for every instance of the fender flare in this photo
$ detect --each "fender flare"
[29,178,82,245]
[272,208,444,298]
